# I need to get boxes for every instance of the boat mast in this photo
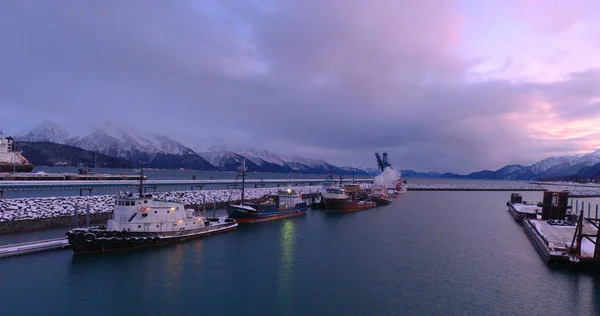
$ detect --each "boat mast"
[238,159,247,203]
[138,162,144,197]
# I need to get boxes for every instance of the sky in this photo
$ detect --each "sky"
[0,0,599,173]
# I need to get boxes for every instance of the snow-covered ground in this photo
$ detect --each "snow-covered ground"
[531,181,600,188]
[405,183,544,190]
[0,186,322,223]
[568,189,600,197]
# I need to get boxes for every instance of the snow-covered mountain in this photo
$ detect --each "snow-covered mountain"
[505,150,600,180]
[203,145,294,173]
[198,148,262,172]
[19,122,216,170]
[17,121,73,144]
[72,124,191,158]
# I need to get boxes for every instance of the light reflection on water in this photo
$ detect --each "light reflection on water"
[277,219,296,314]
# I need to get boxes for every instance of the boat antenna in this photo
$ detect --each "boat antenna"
[238,159,247,203]
[138,162,145,197]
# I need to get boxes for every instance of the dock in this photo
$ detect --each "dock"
[0,238,70,258]
[0,178,373,198]
[0,172,144,181]
[508,191,600,269]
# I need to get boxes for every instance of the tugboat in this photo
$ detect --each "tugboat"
[226,160,308,223]
[65,165,238,254]
[0,132,34,173]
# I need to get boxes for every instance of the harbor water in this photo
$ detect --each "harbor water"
[2,187,599,315]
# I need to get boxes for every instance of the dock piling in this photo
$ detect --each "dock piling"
[596,205,598,220]
[213,196,216,210]
[73,205,79,227]
[85,205,90,227]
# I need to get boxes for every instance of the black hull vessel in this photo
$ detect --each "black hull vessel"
[65,166,238,254]
[225,160,308,224]
[0,163,34,173]
[67,219,237,254]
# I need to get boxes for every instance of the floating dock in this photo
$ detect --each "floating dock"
[0,238,70,258]
[508,191,600,269]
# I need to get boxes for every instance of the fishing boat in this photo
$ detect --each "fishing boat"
[65,166,237,254]
[320,184,376,212]
[369,185,393,206]
[226,160,308,223]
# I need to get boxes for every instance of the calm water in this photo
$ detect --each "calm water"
[2,190,600,315]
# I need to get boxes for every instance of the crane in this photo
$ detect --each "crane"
[375,152,392,172]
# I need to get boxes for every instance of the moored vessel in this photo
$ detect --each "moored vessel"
[66,166,237,254]
[0,132,34,173]
[368,185,393,206]
[226,160,308,223]
[321,184,376,212]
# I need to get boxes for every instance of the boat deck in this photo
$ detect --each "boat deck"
[507,202,541,221]
[523,218,599,263]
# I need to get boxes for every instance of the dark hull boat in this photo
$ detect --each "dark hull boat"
[325,198,376,212]
[65,166,238,254]
[0,163,34,173]
[226,161,308,223]
[320,183,377,212]
[67,219,237,254]
[370,196,393,206]
[227,202,308,223]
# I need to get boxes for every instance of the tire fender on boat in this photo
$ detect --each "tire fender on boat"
[84,233,96,242]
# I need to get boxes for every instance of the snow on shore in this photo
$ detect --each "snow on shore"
[0,186,322,223]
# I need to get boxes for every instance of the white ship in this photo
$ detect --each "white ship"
[0,131,34,173]
[66,167,238,254]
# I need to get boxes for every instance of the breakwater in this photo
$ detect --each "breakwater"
[406,183,545,191]
[567,189,600,197]
[0,186,322,234]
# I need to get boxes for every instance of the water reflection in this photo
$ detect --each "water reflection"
[163,243,185,291]
[277,220,296,313]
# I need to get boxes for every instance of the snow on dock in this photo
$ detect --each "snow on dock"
[406,183,544,191]
[525,218,598,261]
[0,186,322,223]
[567,189,600,197]
[0,238,70,258]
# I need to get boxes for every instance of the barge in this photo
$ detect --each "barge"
[508,191,600,269]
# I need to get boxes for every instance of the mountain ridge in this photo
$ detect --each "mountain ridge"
[15,121,600,179]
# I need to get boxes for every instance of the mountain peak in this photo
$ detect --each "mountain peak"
[18,121,71,144]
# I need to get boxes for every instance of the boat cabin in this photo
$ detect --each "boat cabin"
[107,192,207,234]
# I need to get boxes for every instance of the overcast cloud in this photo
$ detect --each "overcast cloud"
[0,0,599,173]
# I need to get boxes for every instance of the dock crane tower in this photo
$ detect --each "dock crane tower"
[375,153,392,172]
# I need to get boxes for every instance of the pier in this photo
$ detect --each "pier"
[0,172,144,181]
[0,238,70,258]
[0,178,374,198]
[507,192,600,269]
